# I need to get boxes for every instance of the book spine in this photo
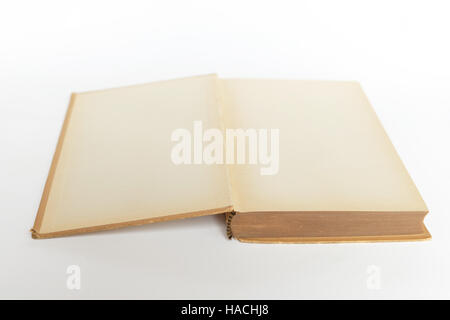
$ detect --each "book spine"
[226,211,236,239]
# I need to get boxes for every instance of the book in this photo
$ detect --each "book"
[31,74,430,243]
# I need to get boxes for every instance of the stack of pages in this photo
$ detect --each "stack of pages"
[31,74,430,243]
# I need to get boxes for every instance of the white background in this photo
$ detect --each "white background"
[1,0,449,299]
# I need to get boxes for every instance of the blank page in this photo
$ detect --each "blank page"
[34,75,232,236]
[219,79,427,213]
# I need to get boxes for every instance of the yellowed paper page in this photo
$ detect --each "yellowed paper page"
[219,79,427,213]
[33,75,232,237]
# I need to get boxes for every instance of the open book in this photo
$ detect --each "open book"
[31,74,430,243]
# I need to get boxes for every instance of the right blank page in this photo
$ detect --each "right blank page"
[220,79,427,213]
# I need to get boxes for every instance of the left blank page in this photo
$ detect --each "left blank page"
[33,74,232,238]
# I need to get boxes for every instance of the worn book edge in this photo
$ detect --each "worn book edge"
[32,93,78,234]
[234,228,431,244]
[31,205,233,239]
[228,211,431,244]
